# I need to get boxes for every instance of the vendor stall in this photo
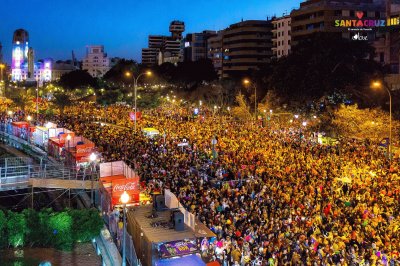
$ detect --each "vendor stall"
[47,131,75,159]
[10,121,31,141]
[32,122,62,149]
[64,136,96,168]
[99,161,140,212]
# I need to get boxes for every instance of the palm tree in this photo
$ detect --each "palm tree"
[52,92,72,117]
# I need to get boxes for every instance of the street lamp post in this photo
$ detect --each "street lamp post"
[0,64,4,82]
[89,152,97,207]
[243,79,257,121]
[125,71,152,133]
[66,134,71,151]
[27,115,32,143]
[372,81,393,161]
[36,79,40,122]
[120,191,130,266]
[0,64,5,97]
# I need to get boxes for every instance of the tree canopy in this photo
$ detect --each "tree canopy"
[153,59,218,90]
[103,59,139,84]
[267,33,383,106]
[58,70,98,90]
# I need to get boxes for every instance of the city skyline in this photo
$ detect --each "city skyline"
[0,0,301,63]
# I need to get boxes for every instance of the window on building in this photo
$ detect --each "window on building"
[334,10,342,16]
[350,10,355,17]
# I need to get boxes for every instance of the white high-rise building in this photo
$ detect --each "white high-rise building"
[272,15,291,59]
[82,45,110,78]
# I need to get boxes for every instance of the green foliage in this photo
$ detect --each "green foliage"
[267,33,382,105]
[52,92,73,116]
[68,209,103,243]
[49,211,73,250]
[0,208,103,251]
[0,210,7,248]
[59,70,98,90]
[7,211,27,248]
[96,89,123,105]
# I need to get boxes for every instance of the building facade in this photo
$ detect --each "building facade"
[386,1,400,73]
[51,60,78,81]
[207,32,224,76]
[142,21,185,66]
[221,20,273,78]
[82,45,110,78]
[272,15,291,58]
[183,31,217,62]
[11,29,52,82]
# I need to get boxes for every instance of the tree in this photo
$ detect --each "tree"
[49,211,73,250]
[332,104,400,141]
[11,91,33,112]
[52,92,72,117]
[231,93,252,121]
[68,209,103,243]
[59,70,98,90]
[103,59,139,84]
[0,210,7,248]
[154,59,218,90]
[7,211,27,248]
[268,33,382,106]
[22,208,44,247]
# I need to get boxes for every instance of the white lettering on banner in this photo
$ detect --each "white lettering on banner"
[113,182,138,192]
[76,147,93,154]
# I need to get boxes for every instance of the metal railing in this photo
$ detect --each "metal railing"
[105,214,141,266]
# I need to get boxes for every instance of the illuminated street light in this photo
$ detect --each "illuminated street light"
[371,80,392,161]
[294,115,299,119]
[120,191,130,266]
[27,115,32,121]
[302,121,307,127]
[125,71,153,133]
[7,110,13,116]
[89,153,97,162]
[243,79,257,120]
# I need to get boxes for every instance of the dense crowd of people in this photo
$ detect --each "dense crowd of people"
[1,102,400,265]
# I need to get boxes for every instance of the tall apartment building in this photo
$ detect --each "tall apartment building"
[207,32,224,76]
[221,20,273,78]
[142,35,165,66]
[272,15,292,58]
[183,30,217,62]
[386,0,400,73]
[82,45,110,78]
[141,21,185,66]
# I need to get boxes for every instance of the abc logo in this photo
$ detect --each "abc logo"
[352,33,368,41]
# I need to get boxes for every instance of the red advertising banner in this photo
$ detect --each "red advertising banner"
[111,177,140,204]
[75,143,95,157]
[129,112,142,121]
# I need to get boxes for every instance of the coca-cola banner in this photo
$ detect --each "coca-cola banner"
[76,143,95,157]
[112,178,140,204]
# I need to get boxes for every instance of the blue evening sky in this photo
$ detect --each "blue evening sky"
[0,0,301,63]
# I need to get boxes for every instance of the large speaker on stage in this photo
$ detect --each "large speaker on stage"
[172,210,184,231]
[153,195,166,211]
